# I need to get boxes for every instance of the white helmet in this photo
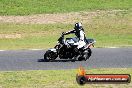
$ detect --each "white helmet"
[74,22,82,30]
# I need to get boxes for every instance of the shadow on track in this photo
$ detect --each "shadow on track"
[37,59,78,62]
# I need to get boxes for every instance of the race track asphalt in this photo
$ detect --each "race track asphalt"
[0,48,132,71]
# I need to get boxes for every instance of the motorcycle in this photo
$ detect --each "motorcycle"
[44,33,96,62]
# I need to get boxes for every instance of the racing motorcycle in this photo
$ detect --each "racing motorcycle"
[44,33,96,61]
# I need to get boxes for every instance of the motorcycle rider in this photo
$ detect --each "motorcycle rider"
[63,22,86,50]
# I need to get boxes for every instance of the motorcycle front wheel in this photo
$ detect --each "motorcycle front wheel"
[44,50,58,62]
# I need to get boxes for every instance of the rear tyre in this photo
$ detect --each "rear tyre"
[84,48,92,61]
[44,50,57,62]
[78,48,92,61]
[87,48,92,60]
[76,55,85,61]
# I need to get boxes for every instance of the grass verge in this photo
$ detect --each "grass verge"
[0,0,131,15]
[0,22,131,50]
[0,10,131,50]
[0,68,131,88]
[0,23,131,49]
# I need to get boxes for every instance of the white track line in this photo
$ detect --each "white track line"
[106,47,119,48]
[29,49,43,51]
[0,50,5,51]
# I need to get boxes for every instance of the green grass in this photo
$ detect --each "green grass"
[0,1,131,88]
[0,23,69,49]
[0,68,131,88]
[0,0,132,15]
[0,23,131,49]
[0,10,132,50]
[0,22,131,50]
[0,1,131,49]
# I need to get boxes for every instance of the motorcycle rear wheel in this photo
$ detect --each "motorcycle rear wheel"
[76,55,84,61]
[83,48,92,61]
[76,48,92,61]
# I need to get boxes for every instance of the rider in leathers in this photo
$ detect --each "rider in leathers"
[63,22,86,50]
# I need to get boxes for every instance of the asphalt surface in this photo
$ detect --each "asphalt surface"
[0,48,132,71]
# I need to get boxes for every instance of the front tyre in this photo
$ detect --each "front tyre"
[44,50,57,62]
